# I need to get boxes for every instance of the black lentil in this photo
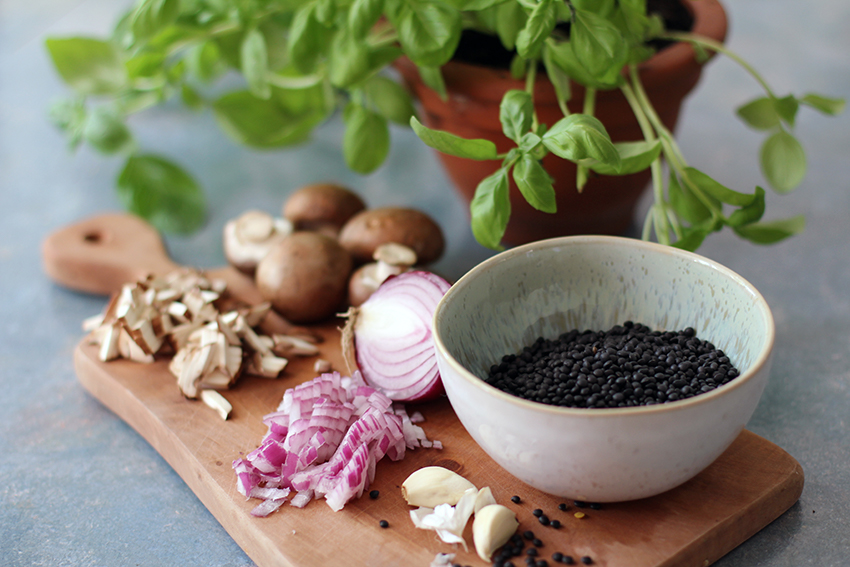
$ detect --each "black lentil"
[549,519,561,529]
[523,530,536,540]
[526,548,539,557]
[589,503,602,510]
[581,557,593,565]
[557,503,569,511]
[538,514,550,526]
[532,508,544,517]
[484,322,740,408]
[532,538,544,547]
[378,519,389,528]
[552,552,564,563]
[512,495,523,504]
[369,489,380,499]
[562,556,575,565]
[536,561,549,567]
[573,501,587,508]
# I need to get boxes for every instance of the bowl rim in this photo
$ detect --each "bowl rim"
[433,235,775,417]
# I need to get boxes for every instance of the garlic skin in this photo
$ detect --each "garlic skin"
[472,504,519,562]
[401,466,477,508]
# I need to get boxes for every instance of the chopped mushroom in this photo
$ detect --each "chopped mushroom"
[83,268,322,419]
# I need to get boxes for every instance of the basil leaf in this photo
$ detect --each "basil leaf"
[494,0,527,51]
[181,83,204,109]
[588,140,661,175]
[470,167,511,250]
[130,0,179,42]
[45,37,127,95]
[241,28,271,99]
[668,171,713,224]
[187,40,225,82]
[418,65,447,99]
[542,114,620,169]
[288,5,327,73]
[394,0,462,68]
[671,226,709,252]
[82,107,133,154]
[343,103,390,173]
[684,167,757,206]
[545,38,622,89]
[213,90,320,148]
[570,9,628,81]
[542,44,571,110]
[733,215,806,244]
[800,93,846,116]
[361,75,417,125]
[329,29,371,88]
[516,0,557,59]
[117,154,205,234]
[727,186,766,227]
[760,130,806,193]
[349,0,384,39]
[774,94,799,127]
[500,90,533,142]
[411,117,499,160]
[736,97,780,131]
[513,154,556,213]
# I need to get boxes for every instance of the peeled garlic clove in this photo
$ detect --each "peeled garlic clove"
[472,504,519,562]
[401,466,477,508]
[473,486,497,515]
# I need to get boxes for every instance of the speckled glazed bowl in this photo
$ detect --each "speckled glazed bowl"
[433,236,774,502]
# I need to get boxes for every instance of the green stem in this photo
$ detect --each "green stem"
[525,60,539,131]
[660,32,777,99]
[576,87,597,191]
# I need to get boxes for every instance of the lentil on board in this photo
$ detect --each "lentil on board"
[485,322,740,408]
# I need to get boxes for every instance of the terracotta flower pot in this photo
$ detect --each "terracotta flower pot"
[396,0,728,246]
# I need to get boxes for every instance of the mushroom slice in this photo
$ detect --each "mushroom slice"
[223,210,294,273]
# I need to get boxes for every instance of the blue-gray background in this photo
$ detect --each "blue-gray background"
[2,0,848,564]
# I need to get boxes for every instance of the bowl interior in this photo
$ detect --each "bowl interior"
[436,236,773,392]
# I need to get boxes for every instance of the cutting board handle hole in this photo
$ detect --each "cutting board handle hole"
[83,230,104,244]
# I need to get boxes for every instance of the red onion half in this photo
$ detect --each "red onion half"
[343,271,451,402]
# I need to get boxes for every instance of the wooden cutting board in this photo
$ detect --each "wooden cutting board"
[44,213,804,567]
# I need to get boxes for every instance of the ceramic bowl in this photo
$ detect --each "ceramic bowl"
[433,236,774,502]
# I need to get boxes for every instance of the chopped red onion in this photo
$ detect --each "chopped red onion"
[233,370,440,515]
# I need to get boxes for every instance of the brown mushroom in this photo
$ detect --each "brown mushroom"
[255,232,353,324]
[282,183,367,237]
[338,207,445,265]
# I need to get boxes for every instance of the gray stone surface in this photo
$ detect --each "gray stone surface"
[1,0,847,564]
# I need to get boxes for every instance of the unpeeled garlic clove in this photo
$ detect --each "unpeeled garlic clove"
[401,466,477,508]
[472,504,519,562]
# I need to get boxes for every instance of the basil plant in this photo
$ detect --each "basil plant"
[46,0,844,250]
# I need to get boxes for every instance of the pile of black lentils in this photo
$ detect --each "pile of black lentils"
[485,322,740,408]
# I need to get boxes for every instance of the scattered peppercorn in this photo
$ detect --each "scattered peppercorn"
[511,495,522,504]
[484,322,739,408]
[378,519,389,528]
[369,490,380,499]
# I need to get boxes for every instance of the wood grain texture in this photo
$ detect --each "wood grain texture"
[50,213,804,567]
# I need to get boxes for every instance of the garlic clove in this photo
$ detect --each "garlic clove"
[472,504,519,562]
[401,466,477,508]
